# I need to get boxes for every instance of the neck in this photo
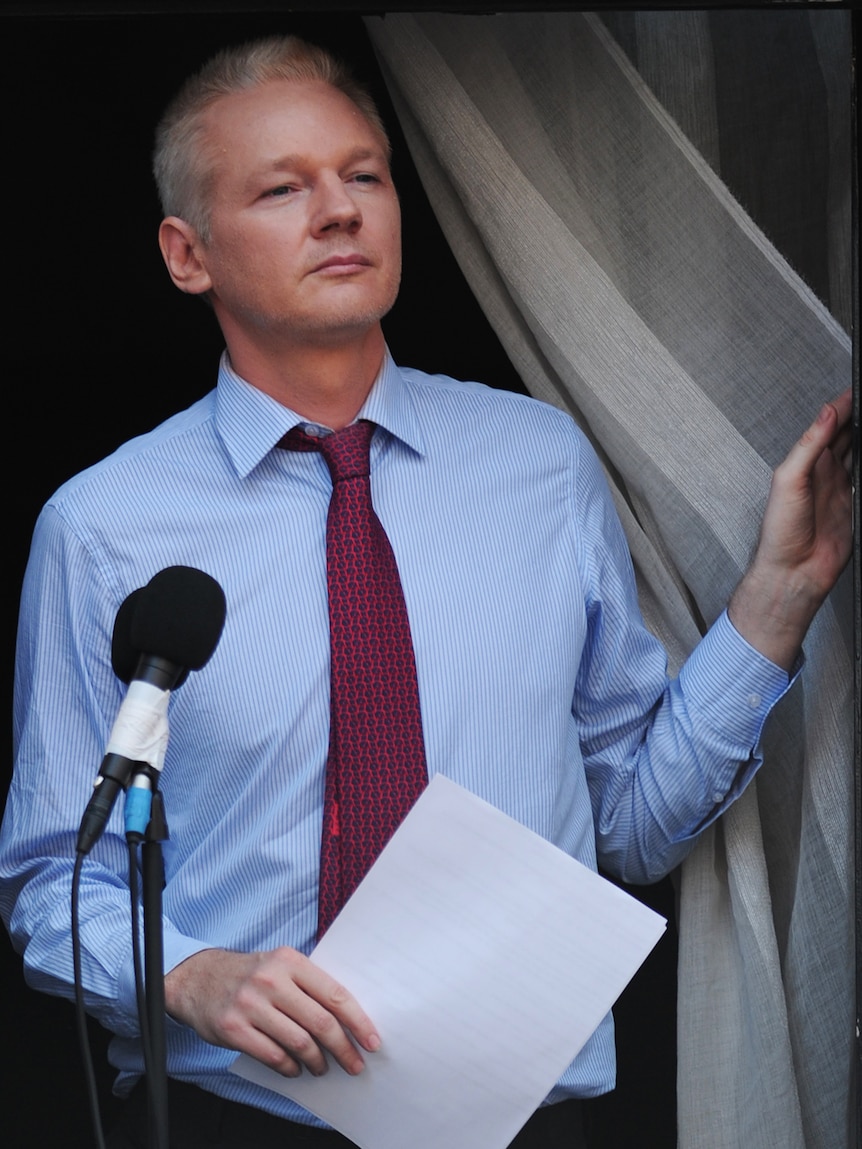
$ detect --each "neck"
[223,325,386,430]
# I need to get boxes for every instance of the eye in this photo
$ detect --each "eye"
[265,184,297,198]
[351,172,381,185]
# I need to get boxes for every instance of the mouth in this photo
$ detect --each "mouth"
[311,254,372,275]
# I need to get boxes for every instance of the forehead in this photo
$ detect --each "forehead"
[200,79,385,174]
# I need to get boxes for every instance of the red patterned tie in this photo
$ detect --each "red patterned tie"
[281,420,428,936]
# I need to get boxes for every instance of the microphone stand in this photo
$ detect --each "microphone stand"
[142,790,170,1149]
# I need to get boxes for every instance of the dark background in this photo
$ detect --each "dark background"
[1,4,853,1147]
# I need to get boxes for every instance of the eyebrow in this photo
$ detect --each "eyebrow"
[255,146,388,179]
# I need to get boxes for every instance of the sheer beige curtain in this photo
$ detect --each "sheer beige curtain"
[365,11,854,1148]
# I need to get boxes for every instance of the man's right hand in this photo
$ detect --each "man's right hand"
[163,947,381,1078]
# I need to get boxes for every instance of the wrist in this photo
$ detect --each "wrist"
[728,565,821,672]
[164,946,222,1021]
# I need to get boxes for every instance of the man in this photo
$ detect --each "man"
[0,33,853,1149]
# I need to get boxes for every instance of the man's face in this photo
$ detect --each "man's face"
[192,79,401,350]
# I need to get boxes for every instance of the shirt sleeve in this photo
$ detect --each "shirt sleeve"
[0,505,210,1034]
[571,438,794,884]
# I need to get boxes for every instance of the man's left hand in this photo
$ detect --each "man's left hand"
[729,387,854,671]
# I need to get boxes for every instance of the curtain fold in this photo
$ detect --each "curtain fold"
[365,12,854,1148]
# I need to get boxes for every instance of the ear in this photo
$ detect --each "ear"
[158,216,213,295]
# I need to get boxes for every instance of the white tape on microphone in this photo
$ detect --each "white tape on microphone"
[105,681,170,773]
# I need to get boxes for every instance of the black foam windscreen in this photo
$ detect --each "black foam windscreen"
[111,587,145,685]
[130,566,227,672]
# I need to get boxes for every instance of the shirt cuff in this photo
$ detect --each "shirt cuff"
[674,610,802,832]
[680,609,800,750]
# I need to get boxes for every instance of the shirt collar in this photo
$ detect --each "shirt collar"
[215,349,426,478]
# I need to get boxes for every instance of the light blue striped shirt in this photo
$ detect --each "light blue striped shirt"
[1,352,790,1122]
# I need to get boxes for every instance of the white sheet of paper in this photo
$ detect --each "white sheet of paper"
[232,774,666,1149]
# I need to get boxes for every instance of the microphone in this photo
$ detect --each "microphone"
[76,566,226,854]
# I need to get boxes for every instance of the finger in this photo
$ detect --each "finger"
[222,1019,304,1078]
[828,386,853,426]
[288,959,381,1070]
[228,973,349,1077]
[831,425,855,474]
[251,948,379,1075]
[775,393,851,487]
[817,386,853,437]
[300,967,380,1050]
[202,980,311,1077]
[259,1004,347,1077]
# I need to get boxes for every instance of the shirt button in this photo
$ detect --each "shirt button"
[747,693,762,709]
[303,424,323,437]
[712,791,725,805]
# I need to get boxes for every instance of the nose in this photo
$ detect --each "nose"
[311,174,361,235]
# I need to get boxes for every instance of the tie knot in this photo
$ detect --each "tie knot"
[281,420,375,483]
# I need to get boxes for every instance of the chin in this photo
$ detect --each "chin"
[298,295,399,342]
